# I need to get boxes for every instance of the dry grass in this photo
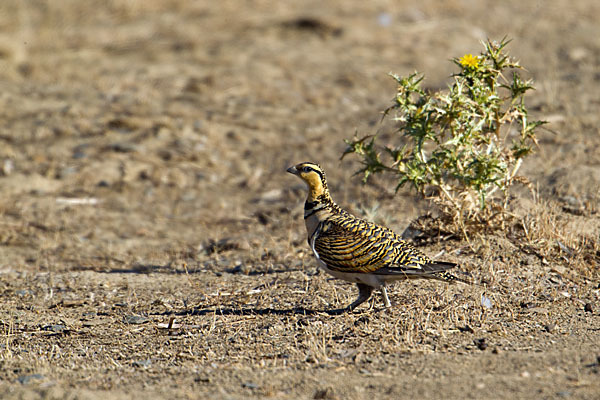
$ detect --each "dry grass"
[518,200,599,277]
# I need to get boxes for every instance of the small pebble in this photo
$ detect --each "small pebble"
[107,142,137,153]
[242,382,258,389]
[226,264,251,274]
[132,359,151,368]
[377,13,392,27]
[2,159,14,175]
[481,295,493,309]
[123,315,149,324]
[474,338,488,351]
[584,303,593,313]
[314,387,337,400]
[520,302,535,309]
[18,374,44,384]
[43,324,67,333]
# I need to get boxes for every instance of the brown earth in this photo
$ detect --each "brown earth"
[1,1,599,399]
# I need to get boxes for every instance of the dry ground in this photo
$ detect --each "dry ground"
[1,1,599,399]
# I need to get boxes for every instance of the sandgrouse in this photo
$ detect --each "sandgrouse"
[287,162,467,312]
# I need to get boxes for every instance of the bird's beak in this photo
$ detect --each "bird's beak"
[286,166,298,175]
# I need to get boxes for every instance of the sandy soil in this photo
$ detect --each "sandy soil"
[0,1,599,399]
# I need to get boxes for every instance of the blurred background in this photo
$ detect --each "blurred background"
[1,0,598,269]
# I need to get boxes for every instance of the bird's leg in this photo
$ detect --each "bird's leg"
[380,285,391,308]
[347,283,373,311]
[327,284,373,315]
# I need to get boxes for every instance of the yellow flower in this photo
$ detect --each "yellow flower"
[459,54,479,69]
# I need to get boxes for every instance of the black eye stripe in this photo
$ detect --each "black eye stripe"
[303,166,323,178]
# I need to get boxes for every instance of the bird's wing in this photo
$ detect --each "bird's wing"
[313,216,432,274]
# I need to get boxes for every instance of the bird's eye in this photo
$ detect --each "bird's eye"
[302,166,311,173]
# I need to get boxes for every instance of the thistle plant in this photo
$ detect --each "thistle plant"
[343,38,544,232]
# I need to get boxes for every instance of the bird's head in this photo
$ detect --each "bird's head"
[287,162,329,200]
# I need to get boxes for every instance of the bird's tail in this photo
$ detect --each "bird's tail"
[423,261,473,284]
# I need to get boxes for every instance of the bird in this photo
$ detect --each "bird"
[287,161,469,313]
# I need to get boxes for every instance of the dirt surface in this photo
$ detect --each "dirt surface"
[1,1,600,399]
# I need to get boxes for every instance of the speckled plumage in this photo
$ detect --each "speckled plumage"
[287,162,467,312]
